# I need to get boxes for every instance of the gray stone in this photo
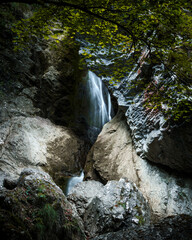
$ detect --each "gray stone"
[84,110,192,218]
[68,178,151,238]
[126,95,192,173]
[68,180,104,217]
[101,56,192,173]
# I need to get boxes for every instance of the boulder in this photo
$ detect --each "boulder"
[84,111,192,218]
[0,116,84,184]
[68,178,151,238]
[0,168,85,240]
[85,110,137,183]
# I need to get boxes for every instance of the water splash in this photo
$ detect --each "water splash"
[66,171,84,195]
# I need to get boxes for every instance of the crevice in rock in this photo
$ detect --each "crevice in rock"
[0,121,13,159]
[131,142,141,188]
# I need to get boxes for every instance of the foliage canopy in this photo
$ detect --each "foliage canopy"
[2,0,192,122]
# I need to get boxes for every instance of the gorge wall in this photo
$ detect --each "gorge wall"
[85,56,192,219]
[0,4,89,239]
[0,3,88,186]
[85,110,192,218]
[0,3,192,240]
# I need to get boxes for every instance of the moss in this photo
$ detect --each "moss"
[135,215,145,226]
[32,204,58,240]
[3,177,85,240]
[62,215,85,240]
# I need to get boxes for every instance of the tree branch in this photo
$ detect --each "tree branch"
[1,0,136,42]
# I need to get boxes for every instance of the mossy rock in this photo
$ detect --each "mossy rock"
[1,169,85,240]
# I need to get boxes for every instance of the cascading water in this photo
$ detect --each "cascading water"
[65,171,84,195]
[86,71,113,143]
[87,71,112,127]
[66,70,113,195]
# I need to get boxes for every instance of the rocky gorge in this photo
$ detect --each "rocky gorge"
[0,3,192,240]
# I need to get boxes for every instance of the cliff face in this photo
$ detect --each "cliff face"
[104,62,192,173]
[126,95,192,173]
[0,5,87,240]
[0,4,87,184]
[0,5,81,127]
[85,110,192,218]
[84,47,192,218]
[0,4,192,239]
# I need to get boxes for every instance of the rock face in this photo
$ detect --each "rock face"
[0,14,80,128]
[102,58,192,173]
[68,179,151,238]
[85,110,192,218]
[93,215,192,240]
[0,4,85,130]
[0,168,85,240]
[0,116,84,184]
[0,4,87,187]
[0,6,88,239]
[85,110,136,183]
[126,95,192,173]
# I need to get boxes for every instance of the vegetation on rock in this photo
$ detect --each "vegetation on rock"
[1,0,192,121]
[0,169,85,240]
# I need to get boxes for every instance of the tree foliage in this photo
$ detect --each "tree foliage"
[2,0,192,122]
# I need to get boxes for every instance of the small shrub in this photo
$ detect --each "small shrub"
[33,204,58,240]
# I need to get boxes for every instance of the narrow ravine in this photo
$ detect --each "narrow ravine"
[65,70,113,195]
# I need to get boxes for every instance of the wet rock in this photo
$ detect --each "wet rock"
[68,178,151,238]
[0,168,85,240]
[84,110,192,218]
[92,215,192,240]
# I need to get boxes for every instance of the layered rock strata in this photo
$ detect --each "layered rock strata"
[105,65,192,173]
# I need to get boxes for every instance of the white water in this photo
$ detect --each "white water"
[66,71,113,195]
[66,171,84,195]
[86,71,112,129]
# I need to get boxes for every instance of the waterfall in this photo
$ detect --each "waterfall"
[65,171,84,195]
[86,71,113,142]
[66,70,113,195]
[87,71,112,126]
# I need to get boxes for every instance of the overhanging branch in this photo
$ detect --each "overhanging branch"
[1,0,136,42]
